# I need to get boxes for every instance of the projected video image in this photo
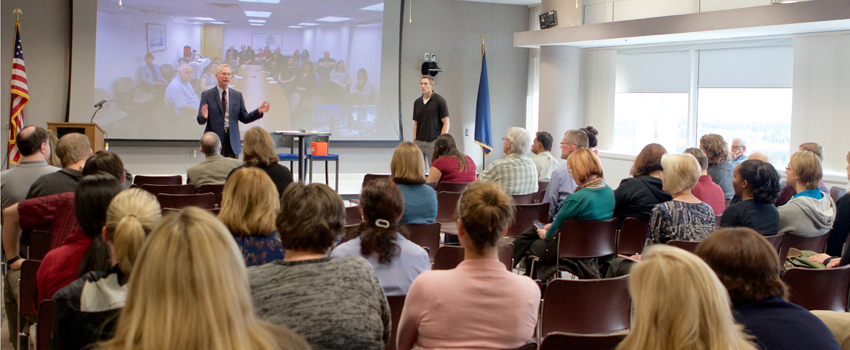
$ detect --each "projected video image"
[93,0,388,141]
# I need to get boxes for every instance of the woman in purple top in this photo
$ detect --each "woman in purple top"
[219,167,284,266]
[426,134,476,185]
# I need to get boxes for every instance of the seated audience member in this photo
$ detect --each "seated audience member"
[287,61,317,115]
[683,147,726,214]
[165,64,200,115]
[26,132,91,198]
[581,126,599,154]
[224,51,239,75]
[199,62,218,90]
[478,127,538,195]
[720,160,781,236]
[748,152,771,163]
[647,154,715,245]
[317,51,337,82]
[37,174,123,303]
[327,60,350,97]
[427,134,476,185]
[187,132,242,188]
[52,188,161,350]
[696,228,841,350]
[46,130,60,167]
[239,45,256,65]
[810,311,850,350]
[227,127,293,197]
[616,245,758,350]
[1,126,59,209]
[542,129,587,221]
[397,182,539,350]
[392,142,438,225]
[100,207,310,350]
[255,46,271,62]
[778,150,835,237]
[513,149,615,280]
[279,56,297,88]
[301,49,311,64]
[729,138,749,167]
[530,131,559,181]
[776,142,831,206]
[249,182,390,350]
[138,53,168,92]
[219,168,285,267]
[614,143,672,224]
[331,179,430,296]
[700,133,735,200]
[350,68,374,103]
[824,151,850,256]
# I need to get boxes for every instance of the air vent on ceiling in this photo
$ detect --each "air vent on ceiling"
[207,3,240,9]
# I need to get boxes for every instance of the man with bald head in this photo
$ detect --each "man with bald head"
[1,126,60,209]
[26,133,92,199]
[186,132,243,188]
[165,63,200,115]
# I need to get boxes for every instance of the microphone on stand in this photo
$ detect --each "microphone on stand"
[94,99,108,108]
[91,99,107,123]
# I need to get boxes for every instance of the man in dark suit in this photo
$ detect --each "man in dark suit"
[196,64,270,158]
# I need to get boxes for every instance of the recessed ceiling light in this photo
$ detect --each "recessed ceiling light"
[251,23,264,26]
[211,21,226,24]
[316,16,352,22]
[239,0,281,3]
[194,17,215,21]
[244,11,272,18]
[288,26,305,29]
[298,22,319,26]
[360,3,384,11]
[249,19,266,23]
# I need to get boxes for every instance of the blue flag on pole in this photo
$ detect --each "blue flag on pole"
[475,48,492,157]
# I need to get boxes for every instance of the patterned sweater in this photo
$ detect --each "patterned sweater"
[248,255,390,350]
[647,200,715,245]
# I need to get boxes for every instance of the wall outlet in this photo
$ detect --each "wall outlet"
[465,128,470,136]
[424,52,430,61]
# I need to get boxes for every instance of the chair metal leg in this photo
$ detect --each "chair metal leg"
[308,158,313,184]
[334,159,340,192]
[325,160,330,186]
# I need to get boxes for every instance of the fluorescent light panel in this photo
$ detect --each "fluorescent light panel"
[249,19,266,23]
[360,3,384,11]
[288,26,305,29]
[316,16,352,22]
[211,22,226,24]
[251,23,264,26]
[298,22,319,26]
[194,17,215,21]
[239,0,281,3]
[244,11,272,18]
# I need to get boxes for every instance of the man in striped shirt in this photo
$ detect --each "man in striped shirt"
[478,127,538,195]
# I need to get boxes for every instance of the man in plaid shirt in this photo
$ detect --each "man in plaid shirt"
[478,127,538,195]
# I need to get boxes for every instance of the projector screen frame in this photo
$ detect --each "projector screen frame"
[68,0,406,147]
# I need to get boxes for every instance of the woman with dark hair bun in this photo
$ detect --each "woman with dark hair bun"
[581,126,599,151]
[331,179,430,296]
[720,159,781,236]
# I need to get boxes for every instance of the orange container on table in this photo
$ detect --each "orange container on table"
[311,141,328,156]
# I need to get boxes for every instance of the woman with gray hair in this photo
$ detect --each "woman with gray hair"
[477,127,538,195]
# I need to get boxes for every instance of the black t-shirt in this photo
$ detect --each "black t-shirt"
[227,163,293,197]
[720,199,780,236]
[613,175,672,224]
[413,92,449,142]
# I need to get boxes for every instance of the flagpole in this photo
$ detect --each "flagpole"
[6,9,22,169]
[481,35,485,170]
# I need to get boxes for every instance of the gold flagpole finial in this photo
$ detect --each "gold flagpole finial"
[13,8,22,22]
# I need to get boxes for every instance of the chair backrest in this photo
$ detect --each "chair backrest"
[164,95,177,118]
[436,191,462,223]
[831,186,846,204]
[37,299,57,350]
[667,240,700,253]
[541,276,631,335]
[156,193,216,210]
[779,233,830,263]
[345,205,362,226]
[512,193,536,205]
[616,217,649,256]
[434,245,465,270]
[406,223,441,262]
[510,343,539,350]
[507,203,549,238]
[763,233,783,254]
[783,265,850,312]
[338,224,360,245]
[498,242,514,271]
[363,174,390,186]
[539,332,626,350]
[534,186,547,204]
[142,184,197,196]
[538,181,550,192]
[28,230,52,261]
[197,184,226,207]
[134,175,183,186]
[20,260,42,319]
[385,295,406,350]
[715,215,722,231]
[435,181,472,193]
[160,63,174,81]
[425,181,437,190]
[558,218,619,259]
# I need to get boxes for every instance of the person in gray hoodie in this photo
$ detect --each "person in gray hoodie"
[778,150,836,237]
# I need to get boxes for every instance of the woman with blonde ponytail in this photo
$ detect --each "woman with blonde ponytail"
[52,188,161,350]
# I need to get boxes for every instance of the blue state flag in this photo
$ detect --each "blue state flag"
[475,49,492,156]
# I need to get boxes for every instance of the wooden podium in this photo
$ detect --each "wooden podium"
[46,123,106,152]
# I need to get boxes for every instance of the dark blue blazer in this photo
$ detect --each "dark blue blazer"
[196,87,263,156]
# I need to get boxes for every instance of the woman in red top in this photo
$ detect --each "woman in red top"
[426,134,476,185]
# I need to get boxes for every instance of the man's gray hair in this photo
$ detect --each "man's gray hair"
[200,132,221,156]
[505,127,532,155]
[563,129,589,149]
[733,138,748,148]
[216,64,230,74]
[178,63,192,73]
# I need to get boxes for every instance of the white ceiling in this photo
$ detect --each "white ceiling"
[98,0,385,27]
[459,0,541,5]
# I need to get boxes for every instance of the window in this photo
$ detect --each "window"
[613,93,689,153]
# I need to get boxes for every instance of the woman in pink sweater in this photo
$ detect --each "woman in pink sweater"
[397,182,540,350]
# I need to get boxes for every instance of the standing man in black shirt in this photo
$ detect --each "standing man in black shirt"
[412,75,450,167]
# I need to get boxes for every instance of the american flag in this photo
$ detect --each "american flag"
[8,21,28,166]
